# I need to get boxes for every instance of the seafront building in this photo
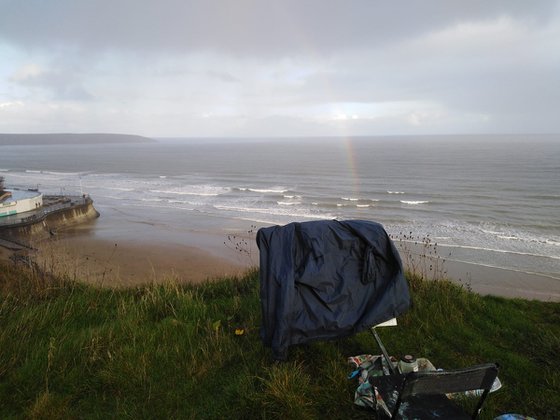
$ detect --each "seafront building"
[0,176,99,239]
[0,189,43,218]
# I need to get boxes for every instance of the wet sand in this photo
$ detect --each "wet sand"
[441,259,560,302]
[395,242,560,302]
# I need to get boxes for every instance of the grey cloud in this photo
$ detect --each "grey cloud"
[2,0,559,136]
[1,0,557,55]
[206,70,240,83]
[10,66,94,101]
[265,14,560,133]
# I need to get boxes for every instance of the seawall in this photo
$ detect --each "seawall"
[0,197,100,240]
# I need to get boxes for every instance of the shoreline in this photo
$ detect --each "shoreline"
[394,242,560,302]
[438,259,560,302]
[1,225,558,301]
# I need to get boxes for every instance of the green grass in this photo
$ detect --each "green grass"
[1,263,559,419]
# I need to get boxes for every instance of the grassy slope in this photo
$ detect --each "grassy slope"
[0,263,559,419]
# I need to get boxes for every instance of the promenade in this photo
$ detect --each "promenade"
[0,195,91,230]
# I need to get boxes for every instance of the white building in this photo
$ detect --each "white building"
[0,189,43,218]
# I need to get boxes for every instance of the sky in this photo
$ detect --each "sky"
[1,0,559,138]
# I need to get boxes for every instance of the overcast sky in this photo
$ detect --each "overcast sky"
[1,0,559,137]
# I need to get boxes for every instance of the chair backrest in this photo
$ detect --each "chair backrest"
[401,363,498,398]
[393,363,499,419]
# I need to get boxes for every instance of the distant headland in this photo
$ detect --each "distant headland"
[0,133,155,146]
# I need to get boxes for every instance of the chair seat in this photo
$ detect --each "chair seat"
[372,375,470,419]
[395,394,471,419]
[370,363,499,419]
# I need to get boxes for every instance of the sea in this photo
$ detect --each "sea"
[1,135,559,280]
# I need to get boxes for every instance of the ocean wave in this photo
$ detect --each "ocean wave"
[498,235,519,241]
[387,191,405,194]
[335,202,371,208]
[127,201,195,211]
[214,204,264,212]
[0,168,8,172]
[236,186,288,194]
[150,186,227,197]
[97,194,133,201]
[341,197,359,201]
[480,226,560,247]
[25,170,41,174]
[168,199,192,205]
[401,200,429,205]
[2,173,30,179]
[277,201,301,206]
[415,241,560,261]
[283,194,302,199]
[153,190,219,197]
[481,228,504,236]
[141,198,164,202]
[213,204,332,220]
[246,187,287,194]
[42,170,84,176]
[107,187,135,192]
[321,202,357,209]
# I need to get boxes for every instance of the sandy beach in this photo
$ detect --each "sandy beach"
[441,259,560,302]
[0,220,251,288]
[395,242,560,302]
[1,229,557,302]
[28,235,250,287]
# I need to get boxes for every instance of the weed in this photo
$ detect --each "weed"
[224,224,258,266]
[27,391,72,419]
[390,232,448,281]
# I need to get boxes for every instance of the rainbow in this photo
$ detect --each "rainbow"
[344,137,361,197]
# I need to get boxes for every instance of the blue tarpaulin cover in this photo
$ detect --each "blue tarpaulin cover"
[257,220,411,360]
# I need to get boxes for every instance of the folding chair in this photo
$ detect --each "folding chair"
[370,363,499,419]
[370,318,399,375]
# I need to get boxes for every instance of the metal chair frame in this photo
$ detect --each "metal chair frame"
[389,363,499,419]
